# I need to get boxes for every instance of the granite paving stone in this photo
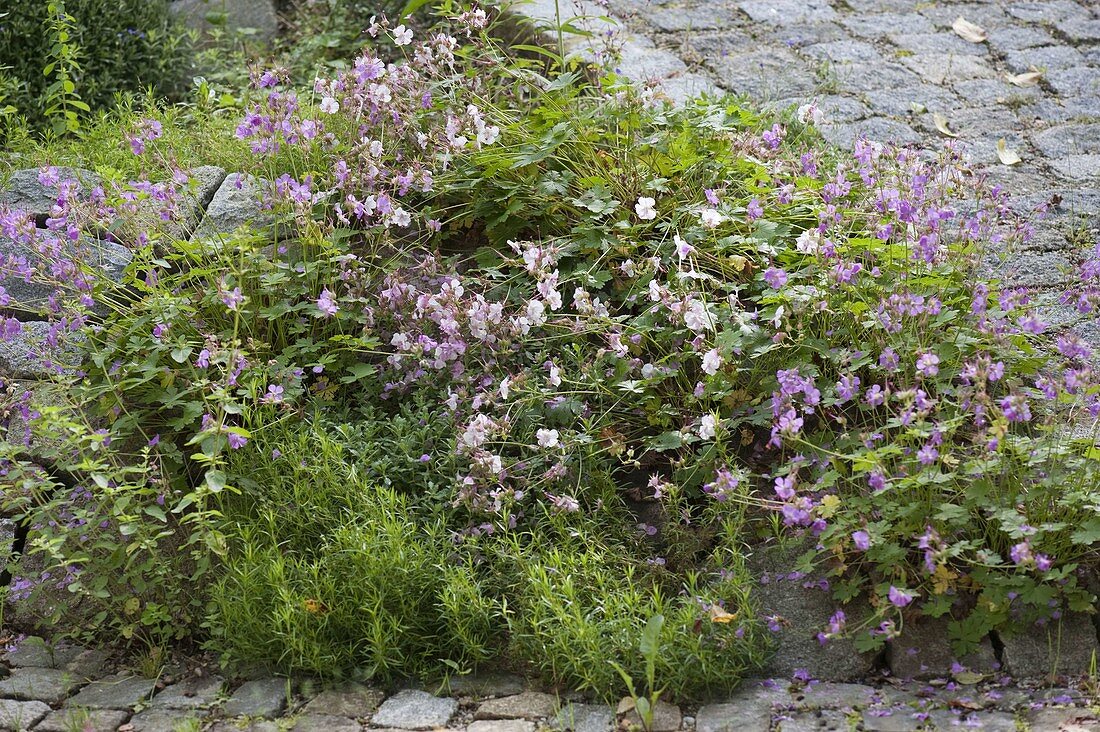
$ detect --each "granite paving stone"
[126,707,208,732]
[475,691,558,720]
[291,713,363,732]
[0,667,84,704]
[222,678,289,719]
[774,709,851,732]
[551,703,616,732]
[467,721,536,732]
[1,636,84,670]
[149,674,225,709]
[618,699,680,732]
[34,708,131,732]
[301,683,384,717]
[371,690,458,729]
[695,700,771,732]
[1000,613,1100,677]
[65,673,157,710]
[0,699,51,731]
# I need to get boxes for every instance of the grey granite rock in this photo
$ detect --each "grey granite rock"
[2,636,84,670]
[552,703,616,732]
[291,714,363,732]
[0,320,83,379]
[468,721,536,732]
[117,165,227,243]
[372,690,457,730]
[149,674,225,709]
[34,708,131,732]
[0,235,131,319]
[0,168,101,223]
[0,698,51,730]
[886,616,998,680]
[222,678,289,719]
[190,173,276,243]
[65,673,157,710]
[127,707,208,732]
[792,682,878,710]
[301,683,383,717]
[0,666,84,704]
[618,699,680,732]
[774,709,850,732]
[999,613,1100,678]
[1027,707,1100,731]
[696,695,773,732]
[748,543,876,681]
[476,692,558,720]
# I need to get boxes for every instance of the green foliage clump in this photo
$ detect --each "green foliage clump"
[0,0,189,134]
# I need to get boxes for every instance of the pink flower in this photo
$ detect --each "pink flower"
[888,586,914,607]
[316,288,338,317]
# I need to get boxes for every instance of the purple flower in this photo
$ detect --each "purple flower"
[888,586,914,608]
[836,374,860,401]
[764,267,788,289]
[868,471,887,492]
[879,348,899,371]
[999,394,1031,423]
[226,432,248,450]
[774,475,796,500]
[915,352,939,377]
[1010,541,1032,566]
[316,288,339,317]
[747,198,763,221]
[917,445,939,465]
[852,530,871,551]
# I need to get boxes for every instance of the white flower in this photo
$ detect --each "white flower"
[700,208,724,229]
[319,96,340,114]
[701,348,723,376]
[698,414,717,440]
[393,24,413,46]
[548,362,562,387]
[684,299,714,332]
[675,234,694,260]
[477,125,500,146]
[641,363,657,379]
[796,228,821,254]
[635,196,657,220]
[797,102,826,126]
[536,428,560,448]
[526,299,547,326]
[620,259,636,277]
[499,377,511,400]
[388,207,412,228]
[461,414,494,450]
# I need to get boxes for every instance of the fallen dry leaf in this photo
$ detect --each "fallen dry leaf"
[1006,70,1042,87]
[952,16,987,43]
[996,138,1022,166]
[932,112,958,138]
[952,670,986,685]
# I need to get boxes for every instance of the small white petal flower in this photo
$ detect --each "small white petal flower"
[700,208,724,229]
[635,196,657,220]
[698,414,717,440]
[319,96,340,114]
[701,348,723,376]
[393,24,413,46]
[536,428,560,448]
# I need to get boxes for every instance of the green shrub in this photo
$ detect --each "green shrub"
[6,2,1100,698]
[0,0,189,134]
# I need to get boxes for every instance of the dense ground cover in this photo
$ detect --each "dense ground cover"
[2,0,1100,703]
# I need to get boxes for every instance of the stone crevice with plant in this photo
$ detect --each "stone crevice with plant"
[1,1,1099,700]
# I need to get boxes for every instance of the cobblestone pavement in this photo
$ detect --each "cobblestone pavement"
[518,0,1100,337]
[0,635,1097,732]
